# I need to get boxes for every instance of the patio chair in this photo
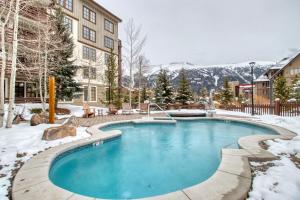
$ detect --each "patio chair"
[139,103,149,114]
[108,104,118,115]
[83,103,96,118]
[122,103,133,115]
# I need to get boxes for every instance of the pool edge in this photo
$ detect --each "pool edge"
[12,117,297,200]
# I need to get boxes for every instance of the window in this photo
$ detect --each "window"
[64,17,72,32]
[83,86,97,102]
[83,46,96,61]
[104,19,114,33]
[83,26,96,42]
[83,6,96,23]
[83,67,96,79]
[57,0,73,11]
[15,82,25,98]
[91,87,96,102]
[104,36,114,49]
[105,53,110,65]
[26,83,37,98]
[4,78,8,98]
[90,68,96,79]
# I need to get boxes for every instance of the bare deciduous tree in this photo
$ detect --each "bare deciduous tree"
[137,55,149,108]
[124,18,146,107]
[0,0,14,127]
[6,0,21,128]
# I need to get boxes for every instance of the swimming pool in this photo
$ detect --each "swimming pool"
[49,119,277,199]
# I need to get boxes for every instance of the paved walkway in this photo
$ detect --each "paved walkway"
[58,113,166,127]
[56,113,255,127]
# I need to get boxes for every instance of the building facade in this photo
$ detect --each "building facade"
[57,0,122,105]
[2,0,51,102]
[254,53,300,103]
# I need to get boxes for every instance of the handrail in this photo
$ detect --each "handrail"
[148,103,173,119]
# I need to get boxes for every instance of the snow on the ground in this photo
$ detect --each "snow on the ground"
[248,157,300,200]
[3,103,108,120]
[0,122,90,200]
[214,110,300,200]
[0,108,300,200]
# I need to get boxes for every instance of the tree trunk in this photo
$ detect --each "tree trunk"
[0,0,13,128]
[43,18,49,109]
[138,62,142,109]
[129,43,133,108]
[6,0,20,128]
[87,63,91,103]
[38,35,45,111]
[43,48,48,110]
[0,24,7,128]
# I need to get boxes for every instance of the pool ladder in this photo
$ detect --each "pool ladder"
[147,103,174,120]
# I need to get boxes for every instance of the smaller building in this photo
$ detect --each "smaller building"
[237,84,255,102]
[229,81,255,104]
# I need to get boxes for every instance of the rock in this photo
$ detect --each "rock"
[31,114,42,126]
[42,125,76,141]
[30,113,48,126]
[39,111,49,119]
[64,116,80,127]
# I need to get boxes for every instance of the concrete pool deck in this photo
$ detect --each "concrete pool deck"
[12,117,297,200]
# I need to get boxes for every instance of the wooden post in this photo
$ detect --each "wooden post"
[49,76,55,124]
[241,104,245,113]
[274,99,280,116]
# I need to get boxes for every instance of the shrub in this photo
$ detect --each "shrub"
[46,108,71,115]
[30,108,43,114]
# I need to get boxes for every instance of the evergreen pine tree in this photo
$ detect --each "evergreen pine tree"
[198,86,208,98]
[273,76,291,103]
[220,77,233,105]
[176,68,193,104]
[49,7,80,106]
[291,76,300,102]
[155,69,173,104]
[105,50,118,105]
[141,87,148,102]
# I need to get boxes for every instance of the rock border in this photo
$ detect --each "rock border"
[12,117,296,200]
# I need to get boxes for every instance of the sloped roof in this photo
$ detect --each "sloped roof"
[270,52,300,80]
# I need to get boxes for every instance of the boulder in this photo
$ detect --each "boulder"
[30,114,47,126]
[39,111,49,119]
[42,125,76,141]
[64,116,80,127]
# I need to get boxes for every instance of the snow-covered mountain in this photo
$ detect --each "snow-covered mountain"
[123,61,275,92]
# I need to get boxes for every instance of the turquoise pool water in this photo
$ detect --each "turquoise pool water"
[49,119,276,199]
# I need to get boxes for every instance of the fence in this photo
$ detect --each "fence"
[221,102,300,117]
[5,98,48,104]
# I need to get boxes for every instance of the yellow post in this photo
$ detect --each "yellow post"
[49,76,55,124]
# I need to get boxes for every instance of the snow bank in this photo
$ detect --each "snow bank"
[0,123,90,200]
[248,157,300,200]
[3,103,108,121]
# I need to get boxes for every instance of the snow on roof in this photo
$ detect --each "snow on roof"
[255,75,269,82]
[277,52,300,67]
[238,84,255,88]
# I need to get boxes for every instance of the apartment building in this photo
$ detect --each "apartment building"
[57,0,122,105]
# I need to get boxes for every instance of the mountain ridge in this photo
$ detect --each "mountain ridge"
[123,61,275,92]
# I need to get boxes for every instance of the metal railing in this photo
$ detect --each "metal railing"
[148,103,173,119]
